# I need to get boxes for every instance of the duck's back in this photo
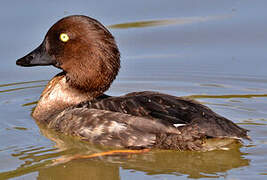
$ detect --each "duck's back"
[46,91,249,151]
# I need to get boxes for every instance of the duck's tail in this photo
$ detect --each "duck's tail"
[154,122,247,151]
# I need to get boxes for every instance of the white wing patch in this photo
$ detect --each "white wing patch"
[173,123,186,128]
[108,121,127,133]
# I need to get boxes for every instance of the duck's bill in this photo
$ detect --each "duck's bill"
[16,43,55,67]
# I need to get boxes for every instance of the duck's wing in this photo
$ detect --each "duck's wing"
[48,108,181,149]
[78,91,249,140]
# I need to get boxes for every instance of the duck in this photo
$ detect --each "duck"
[16,15,249,151]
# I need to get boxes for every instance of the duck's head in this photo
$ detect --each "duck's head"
[16,15,120,95]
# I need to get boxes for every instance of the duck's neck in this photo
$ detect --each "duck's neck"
[32,72,97,123]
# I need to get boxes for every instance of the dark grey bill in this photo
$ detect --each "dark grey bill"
[16,42,55,67]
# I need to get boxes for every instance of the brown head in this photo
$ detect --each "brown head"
[16,15,120,96]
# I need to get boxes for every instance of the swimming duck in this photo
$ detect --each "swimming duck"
[16,15,249,151]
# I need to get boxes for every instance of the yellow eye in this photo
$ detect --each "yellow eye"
[59,33,69,42]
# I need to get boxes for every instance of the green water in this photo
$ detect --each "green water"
[0,0,267,179]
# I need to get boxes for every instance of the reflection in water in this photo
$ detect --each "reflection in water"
[108,15,230,29]
[0,123,250,179]
[122,148,249,179]
[38,161,120,180]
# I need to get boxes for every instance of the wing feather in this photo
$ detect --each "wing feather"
[79,91,249,140]
[48,108,180,148]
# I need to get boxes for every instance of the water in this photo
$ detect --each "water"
[0,0,267,179]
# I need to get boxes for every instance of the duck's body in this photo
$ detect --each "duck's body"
[17,15,249,151]
[45,89,248,151]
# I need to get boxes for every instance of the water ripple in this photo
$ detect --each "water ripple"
[0,80,47,88]
[187,94,267,99]
[108,15,230,29]
[0,80,47,94]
